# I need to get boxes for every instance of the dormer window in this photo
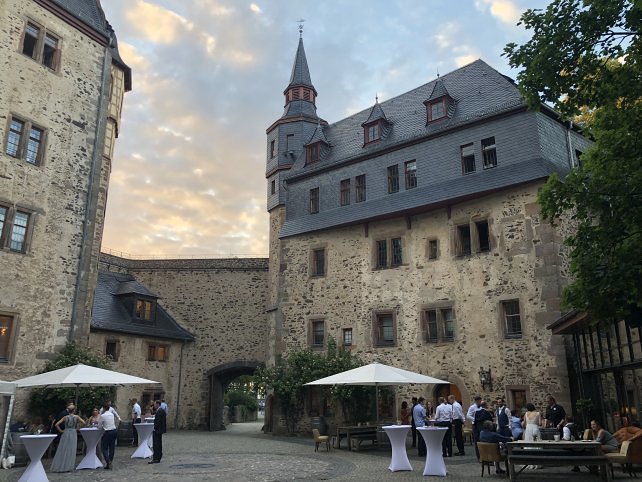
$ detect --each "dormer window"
[428,99,447,122]
[364,122,381,145]
[306,142,320,164]
[134,298,154,321]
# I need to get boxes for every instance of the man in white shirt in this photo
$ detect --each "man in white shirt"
[412,397,427,456]
[435,397,453,457]
[449,395,466,456]
[131,398,142,446]
[100,402,118,470]
[467,395,483,458]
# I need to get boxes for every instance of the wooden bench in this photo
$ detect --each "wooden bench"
[507,454,611,481]
[350,432,378,451]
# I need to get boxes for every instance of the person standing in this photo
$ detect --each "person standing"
[400,401,411,425]
[449,395,466,456]
[99,402,118,470]
[410,397,418,448]
[522,403,541,441]
[473,401,494,460]
[131,398,142,446]
[149,400,167,464]
[510,409,524,440]
[413,397,427,457]
[495,398,512,438]
[434,397,453,457]
[50,405,85,472]
[544,395,566,435]
[467,396,482,456]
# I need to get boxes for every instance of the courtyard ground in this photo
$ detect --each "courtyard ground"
[3,420,621,481]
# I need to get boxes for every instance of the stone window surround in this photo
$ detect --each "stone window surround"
[342,327,353,348]
[372,309,397,348]
[146,343,169,362]
[0,310,19,364]
[372,233,406,270]
[0,200,36,254]
[451,216,493,258]
[420,300,456,344]
[498,297,524,340]
[506,385,530,413]
[309,245,327,278]
[307,317,326,350]
[427,238,439,260]
[19,18,62,72]
[105,339,120,362]
[4,113,48,166]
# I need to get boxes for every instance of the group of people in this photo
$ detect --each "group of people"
[46,397,167,472]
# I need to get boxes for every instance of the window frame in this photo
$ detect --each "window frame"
[146,343,170,362]
[502,300,523,339]
[355,174,366,203]
[309,187,319,214]
[342,328,353,347]
[270,179,276,195]
[4,114,47,165]
[340,179,351,206]
[404,160,417,189]
[422,306,456,343]
[461,143,476,174]
[270,139,276,158]
[427,239,439,260]
[375,237,403,269]
[387,165,400,194]
[454,219,492,257]
[105,340,120,361]
[0,203,35,254]
[306,142,320,164]
[373,311,396,347]
[481,136,497,169]
[364,122,381,144]
[311,247,326,277]
[427,98,447,123]
[310,319,325,348]
[134,298,155,322]
[0,313,17,363]
[20,19,61,71]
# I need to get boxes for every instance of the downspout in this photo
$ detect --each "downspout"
[565,120,575,169]
[174,341,186,429]
[69,39,112,342]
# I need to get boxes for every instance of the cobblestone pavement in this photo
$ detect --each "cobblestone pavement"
[3,421,621,481]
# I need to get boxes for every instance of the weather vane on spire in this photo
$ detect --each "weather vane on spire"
[297,19,305,37]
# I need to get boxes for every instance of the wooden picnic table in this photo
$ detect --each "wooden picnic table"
[336,425,378,451]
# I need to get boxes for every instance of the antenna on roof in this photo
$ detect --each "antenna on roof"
[375,92,379,103]
[297,19,305,37]
[436,68,440,79]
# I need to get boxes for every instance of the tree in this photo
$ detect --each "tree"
[29,342,115,418]
[504,0,642,323]
[253,338,364,433]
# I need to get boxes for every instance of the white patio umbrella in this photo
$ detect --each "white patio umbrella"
[305,362,449,427]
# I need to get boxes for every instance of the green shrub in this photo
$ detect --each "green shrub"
[225,390,258,412]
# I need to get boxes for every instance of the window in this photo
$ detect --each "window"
[306,143,320,164]
[0,205,33,253]
[4,115,46,165]
[270,180,276,195]
[21,22,60,71]
[461,143,475,174]
[342,328,353,347]
[0,315,15,362]
[286,134,294,152]
[427,239,439,260]
[455,224,472,256]
[270,140,276,158]
[311,320,324,347]
[475,220,490,252]
[303,88,310,100]
[105,341,119,361]
[312,248,325,276]
[375,238,403,269]
[428,99,446,122]
[147,344,169,362]
[365,123,380,143]
[340,179,350,206]
[134,299,154,321]
[424,307,455,343]
[387,165,399,194]
[575,149,583,169]
[405,160,417,189]
[374,312,395,347]
[355,174,366,202]
[309,187,319,214]
[503,300,522,339]
[482,137,497,169]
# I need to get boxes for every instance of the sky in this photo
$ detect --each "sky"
[99,0,549,258]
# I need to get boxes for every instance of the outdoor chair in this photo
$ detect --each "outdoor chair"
[608,438,642,478]
[312,428,330,452]
[463,422,474,445]
[477,442,508,477]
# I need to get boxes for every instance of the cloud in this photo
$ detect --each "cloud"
[125,0,194,43]
[250,3,261,13]
[475,0,522,25]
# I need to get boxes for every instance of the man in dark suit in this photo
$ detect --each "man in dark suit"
[149,400,166,464]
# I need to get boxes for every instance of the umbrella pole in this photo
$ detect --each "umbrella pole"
[75,385,79,409]
[376,385,379,428]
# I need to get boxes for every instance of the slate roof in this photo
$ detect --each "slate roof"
[287,37,314,89]
[305,123,329,146]
[92,271,194,342]
[426,77,452,101]
[280,158,565,238]
[285,59,524,179]
[362,101,388,126]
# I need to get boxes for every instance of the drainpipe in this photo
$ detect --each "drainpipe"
[175,341,186,429]
[565,120,575,169]
[69,38,112,342]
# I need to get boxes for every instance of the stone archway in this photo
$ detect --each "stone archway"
[207,360,263,431]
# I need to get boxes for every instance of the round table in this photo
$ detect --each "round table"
[18,434,57,482]
[417,426,448,476]
[76,427,104,470]
[131,423,154,459]
[382,425,413,472]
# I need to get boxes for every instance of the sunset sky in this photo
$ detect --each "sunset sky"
[99,0,548,257]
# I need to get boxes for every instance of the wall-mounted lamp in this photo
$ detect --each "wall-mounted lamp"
[479,367,492,391]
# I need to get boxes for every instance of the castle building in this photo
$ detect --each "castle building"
[0,0,130,386]
[265,34,591,422]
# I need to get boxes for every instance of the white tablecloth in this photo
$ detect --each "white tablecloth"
[76,428,104,470]
[131,423,154,459]
[417,426,448,476]
[382,425,412,472]
[18,434,57,482]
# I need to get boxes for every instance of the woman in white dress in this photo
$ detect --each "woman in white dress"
[522,403,541,440]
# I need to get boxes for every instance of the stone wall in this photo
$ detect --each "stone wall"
[271,181,570,418]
